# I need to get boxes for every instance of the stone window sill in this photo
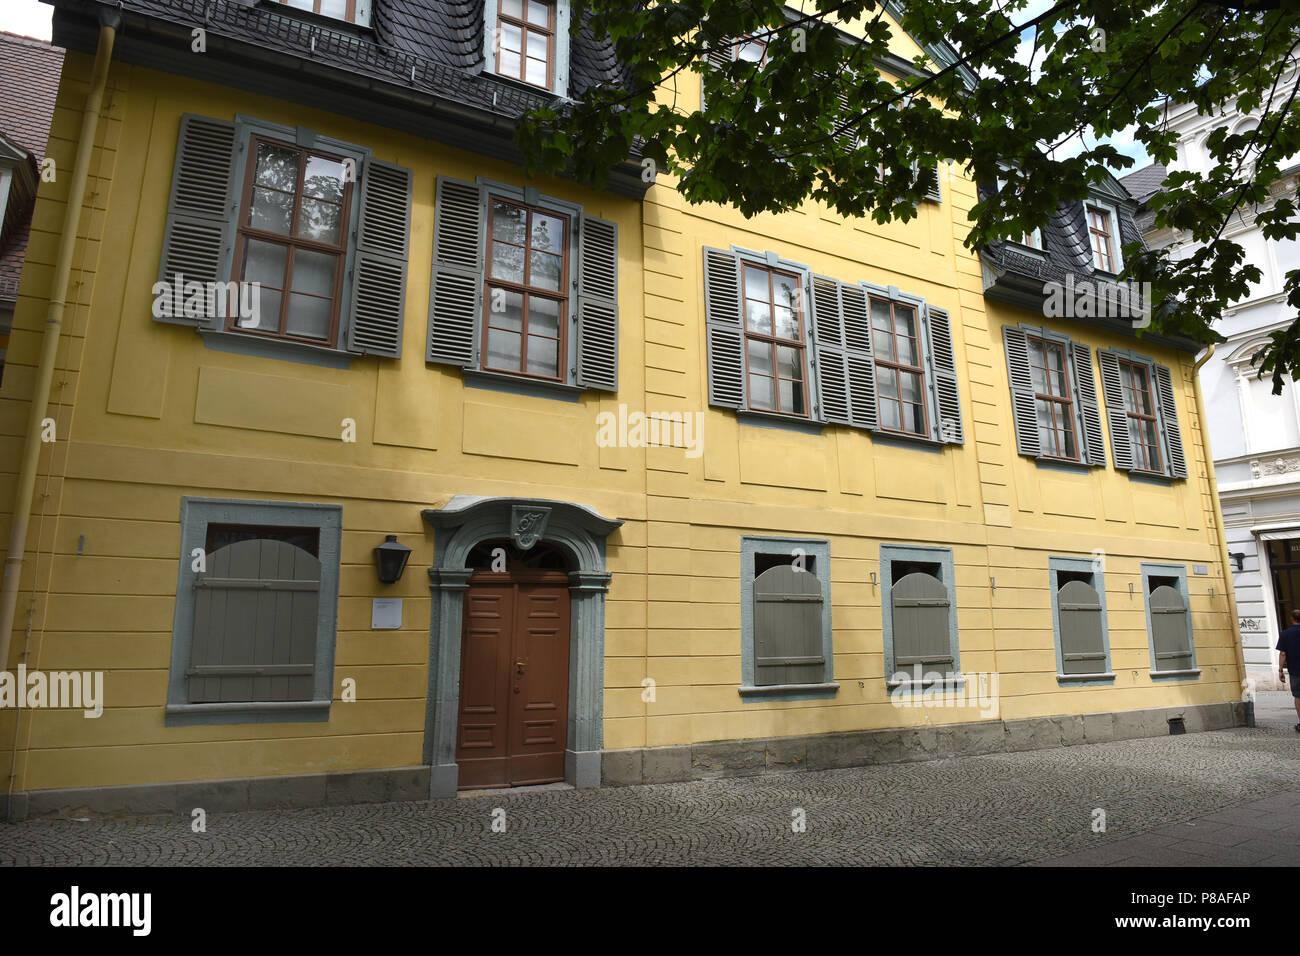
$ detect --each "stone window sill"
[738,682,839,701]
[1057,672,1116,684]
[1150,668,1201,681]
[165,699,331,726]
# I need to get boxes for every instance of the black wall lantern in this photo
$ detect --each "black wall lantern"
[1230,552,1246,572]
[373,535,412,584]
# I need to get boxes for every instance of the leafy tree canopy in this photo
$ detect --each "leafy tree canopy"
[517,0,1300,388]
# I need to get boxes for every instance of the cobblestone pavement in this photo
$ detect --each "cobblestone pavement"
[3,694,1298,867]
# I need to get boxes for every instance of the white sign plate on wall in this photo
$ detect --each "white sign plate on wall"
[371,598,402,630]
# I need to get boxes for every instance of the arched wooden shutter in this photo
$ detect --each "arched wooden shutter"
[1003,325,1041,457]
[155,114,239,328]
[891,571,954,675]
[1098,350,1135,470]
[703,246,744,408]
[1057,579,1107,675]
[1071,341,1107,466]
[1150,584,1193,672]
[753,565,824,686]
[1153,364,1188,479]
[428,176,483,367]
[189,538,321,704]
[346,159,411,358]
[927,306,963,443]
[575,214,619,391]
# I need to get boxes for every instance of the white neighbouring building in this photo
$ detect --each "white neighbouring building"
[1124,97,1300,691]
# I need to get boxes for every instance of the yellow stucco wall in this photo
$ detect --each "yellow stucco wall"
[0,40,1238,794]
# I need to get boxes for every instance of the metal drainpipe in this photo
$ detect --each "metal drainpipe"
[0,12,118,674]
[1193,344,1252,726]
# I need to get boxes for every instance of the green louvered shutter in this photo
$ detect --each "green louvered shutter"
[1153,363,1188,479]
[155,114,238,328]
[1098,350,1135,470]
[1071,341,1107,466]
[891,571,954,674]
[703,246,744,409]
[428,176,483,367]
[1058,579,1107,675]
[841,283,879,430]
[919,164,942,202]
[345,159,411,358]
[927,306,963,443]
[1003,325,1042,457]
[811,275,851,425]
[189,538,320,704]
[1150,585,1193,672]
[575,214,619,391]
[754,564,824,686]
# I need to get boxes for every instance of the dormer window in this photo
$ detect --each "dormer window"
[1087,203,1118,272]
[996,175,1041,250]
[735,36,769,66]
[271,0,373,28]
[486,0,571,94]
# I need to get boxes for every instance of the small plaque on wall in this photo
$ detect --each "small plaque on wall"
[1193,565,1209,575]
[371,598,402,630]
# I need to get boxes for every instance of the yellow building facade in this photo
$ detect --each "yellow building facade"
[0,1,1243,814]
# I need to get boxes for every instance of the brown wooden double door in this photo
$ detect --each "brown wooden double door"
[456,569,571,790]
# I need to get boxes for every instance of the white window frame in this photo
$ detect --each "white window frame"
[1084,199,1123,274]
[483,0,572,96]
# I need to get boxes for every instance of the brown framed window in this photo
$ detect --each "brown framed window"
[232,136,353,346]
[1119,358,1162,472]
[871,296,928,435]
[1087,205,1115,272]
[1027,335,1079,460]
[274,0,366,25]
[483,196,569,380]
[742,263,808,416]
[496,0,556,89]
[734,35,768,65]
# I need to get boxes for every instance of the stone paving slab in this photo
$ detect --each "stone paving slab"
[1,693,1297,867]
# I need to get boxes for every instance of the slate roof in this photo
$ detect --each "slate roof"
[0,32,64,304]
[1120,162,1168,205]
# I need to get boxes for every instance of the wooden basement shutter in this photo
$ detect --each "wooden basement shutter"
[1153,364,1188,479]
[1071,341,1107,466]
[428,176,484,367]
[1003,325,1042,457]
[575,214,619,391]
[891,571,954,672]
[1057,579,1107,675]
[753,564,824,686]
[927,306,963,443]
[155,114,239,328]
[1149,584,1193,671]
[703,246,745,409]
[188,537,321,704]
[346,159,412,358]
[1098,349,1135,471]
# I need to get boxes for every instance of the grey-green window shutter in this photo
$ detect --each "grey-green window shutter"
[1098,350,1134,470]
[428,176,483,367]
[840,282,879,429]
[1057,579,1107,675]
[575,214,618,391]
[811,275,850,425]
[700,35,732,109]
[1003,325,1041,457]
[156,114,239,328]
[891,572,954,670]
[1149,585,1193,671]
[927,306,963,443]
[753,564,824,686]
[919,164,942,202]
[345,159,411,358]
[1153,364,1188,479]
[1071,341,1107,466]
[703,246,745,409]
[189,538,321,704]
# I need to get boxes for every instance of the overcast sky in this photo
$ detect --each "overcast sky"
[0,0,52,40]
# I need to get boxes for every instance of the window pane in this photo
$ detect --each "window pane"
[286,293,331,340]
[502,0,523,17]
[749,373,774,410]
[528,296,560,336]
[744,265,768,301]
[772,275,798,310]
[774,306,798,340]
[1029,355,1048,394]
[737,39,765,63]
[532,213,565,254]
[529,250,563,291]
[525,56,548,87]
[779,378,805,415]
[526,0,550,25]
[1142,419,1160,453]
[291,249,337,297]
[500,49,521,78]
[501,22,523,53]
[492,202,527,244]
[871,299,894,359]
[880,399,901,431]
[878,366,898,400]
[776,345,801,379]
[746,299,771,333]
[892,304,915,340]
[747,339,773,376]
[1127,418,1143,454]
[526,334,558,376]
[487,287,524,331]
[899,370,922,404]
[1062,425,1077,459]
[242,239,288,288]
[240,287,281,332]
[487,327,522,371]
[490,242,526,283]
[895,327,917,367]
[297,198,341,244]
[254,142,298,192]
[303,155,346,202]
[904,403,925,434]
[1047,344,1068,395]
[249,186,293,234]
[1132,370,1152,413]
[527,32,548,60]
[319,0,348,18]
